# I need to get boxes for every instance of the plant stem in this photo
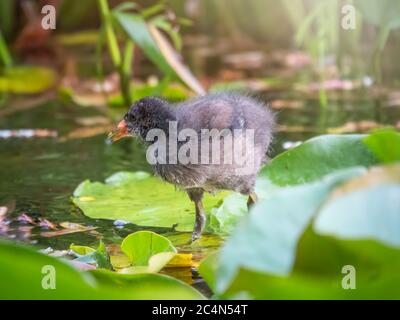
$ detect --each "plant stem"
[373,26,390,84]
[120,41,134,105]
[97,0,121,67]
[0,29,12,68]
[98,0,134,106]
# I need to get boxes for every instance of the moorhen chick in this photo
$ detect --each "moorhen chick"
[109,92,275,240]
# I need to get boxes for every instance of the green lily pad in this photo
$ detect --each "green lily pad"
[314,164,400,247]
[120,231,177,273]
[212,167,366,294]
[362,129,400,164]
[261,134,377,186]
[217,233,400,299]
[0,240,203,299]
[73,240,113,270]
[72,171,227,232]
[70,244,96,255]
[200,165,400,299]
[0,66,56,93]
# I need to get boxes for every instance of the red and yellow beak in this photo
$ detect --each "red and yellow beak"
[108,120,129,142]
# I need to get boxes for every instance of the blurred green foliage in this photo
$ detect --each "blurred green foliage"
[199,132,400,299]
[0,239,204,299]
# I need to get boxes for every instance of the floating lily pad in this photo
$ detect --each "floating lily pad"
[70,244,96,255]
[261,134,377,186]
[73,240,113,270]
[362,129,400,164]
[72,171,228,232]
[0,66,56,93]
[120,231,176,273]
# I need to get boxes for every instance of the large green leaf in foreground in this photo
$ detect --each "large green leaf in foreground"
[0,240,203,299]
[199,165,400,299]
[315,165,400,247]
[211,167,366,293]
[72,171,227,232]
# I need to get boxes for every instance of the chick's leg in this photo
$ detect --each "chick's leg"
[187,188,206,242]
[247,191,258,211]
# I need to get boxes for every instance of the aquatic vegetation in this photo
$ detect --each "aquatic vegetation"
[0,239,203,299]
[96,0,203,106]
[0,66,56,94]
[0,30,12,69]
[198,132,400,299]
[72,171,228,232]
[0,0,399,302]
[2,130,399,299]
[71,133,389,235]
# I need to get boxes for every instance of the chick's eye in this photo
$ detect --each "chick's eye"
[125,113,134,122]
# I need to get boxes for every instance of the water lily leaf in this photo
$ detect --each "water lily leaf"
[121,231,176,265]
[314,164,400,247]
[74,240,113,270]
[201,223,400,300]
[166,253,193,268]
[110,254,131,269]
[68,260,97,271]
[72,171,227,232]
[119,231,176,273]
[209,193,247,235]
[94,240,113,269]
[199,133,400,298]
[90,269,205,299]
[363,129,400,164]
[198,251,219,291]
[0,240,203,299]
[201,165,400,299]
[206,167,366,294]
[120,252,176,274]
[0,66,56,93]
[70,244,96,255]
[261,134,377,186]
[166,232,223,250]
[110,231,192,274]
[355,0,400,30]
[216,232,400,299]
